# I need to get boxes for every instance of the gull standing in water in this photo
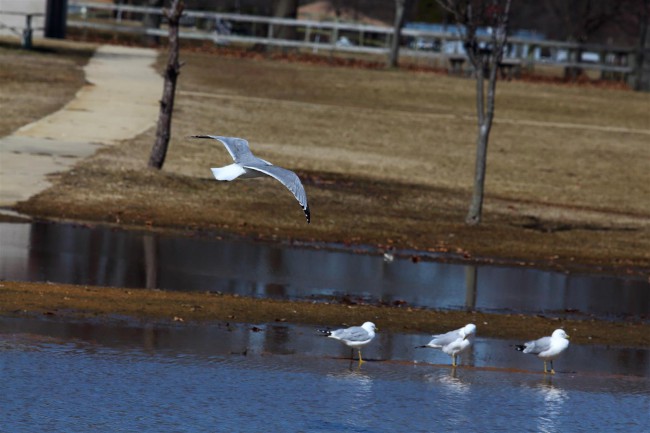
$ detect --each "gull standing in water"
[319,322,378,365]
[418,324,476,367]
[192,135,310,223]
[515,329,570,374]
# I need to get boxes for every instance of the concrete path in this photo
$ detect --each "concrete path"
[0,44,162,208]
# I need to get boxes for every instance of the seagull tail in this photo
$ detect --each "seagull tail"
[211,165,245,181]
[514,344,526,352]
[317,329,332,337]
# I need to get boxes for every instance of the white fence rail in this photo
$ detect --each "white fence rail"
[67,2,636,77]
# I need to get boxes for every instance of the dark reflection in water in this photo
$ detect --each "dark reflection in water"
[1,222,648,319]
[1,317,649,433]
[3,316,649,377]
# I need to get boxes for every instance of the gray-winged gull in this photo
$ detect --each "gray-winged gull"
[418,323,476,367]
[515,329,570,374]
[319,321,378,364]
[192,135,310,223]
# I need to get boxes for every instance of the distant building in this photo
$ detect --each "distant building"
[405,22,553,61]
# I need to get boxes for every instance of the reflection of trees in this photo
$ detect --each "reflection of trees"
[0,224,30,280]
[464,265,477,311]
[610,348,650,377]
[27,223,147,287]
[143,234,158,289]
[16,223,647,320]
[259,247,287,298]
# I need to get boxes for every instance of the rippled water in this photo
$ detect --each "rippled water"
[2,221,649,431]
[1,317,648,432]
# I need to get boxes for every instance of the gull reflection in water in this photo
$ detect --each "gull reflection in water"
[535,377,568,433]
[325,369,374,431]
[422,369,471,428]
[441,369,471,395]
[424,368,471,395]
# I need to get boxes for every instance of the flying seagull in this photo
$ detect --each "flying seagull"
[319,322,378,365]
[192,135,310,223]
[418,323,476,367]
[515,329,570,374]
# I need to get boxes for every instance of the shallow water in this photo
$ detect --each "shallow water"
[1,222,649,320]
[1,317,648,433]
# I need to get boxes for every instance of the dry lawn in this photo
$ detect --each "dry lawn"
[0,38,95,136]
[7,43,650,273]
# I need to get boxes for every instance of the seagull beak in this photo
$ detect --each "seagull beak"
[566,334,570,339]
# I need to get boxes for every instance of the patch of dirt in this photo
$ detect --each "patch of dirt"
[516,215,639,234]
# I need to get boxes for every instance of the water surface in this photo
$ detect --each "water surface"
[1,222,648,321]
[1,317,648,433]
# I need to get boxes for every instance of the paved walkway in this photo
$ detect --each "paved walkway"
[0,44,162,208]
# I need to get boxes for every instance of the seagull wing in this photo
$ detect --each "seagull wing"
[523,336,552,355]
[244,164,310,223]
[191,135,254,163]
[331,326,371,342]
[427,329,463,347]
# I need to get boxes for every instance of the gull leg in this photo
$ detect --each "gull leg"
[543,361,548,374]
[358,349,364,365]
[550,360,555,375]
[452,355,457,367]
[350,348,354,361]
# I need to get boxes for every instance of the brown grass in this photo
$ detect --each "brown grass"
[0,38,95,136]
[1,39,648,346]
[11,45,650,274]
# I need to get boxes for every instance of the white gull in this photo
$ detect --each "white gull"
[192,135,310,223]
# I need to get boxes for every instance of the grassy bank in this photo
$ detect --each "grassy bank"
[1,40,648,337]
[10,45,650,274]
[0,38,95,137]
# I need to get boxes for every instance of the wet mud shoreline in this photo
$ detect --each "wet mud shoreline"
[1,280,647,348]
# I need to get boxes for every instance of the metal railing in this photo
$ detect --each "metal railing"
[66,2,636,77]
[0,11,45,49]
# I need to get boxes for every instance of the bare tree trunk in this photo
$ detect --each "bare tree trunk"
[467,54,501,223]
[634,1,650,91]
[438,0,512,225]
[388,0,408,68]
[272,0,299,41]
[465,1,511,224]
[148,0,184,170]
